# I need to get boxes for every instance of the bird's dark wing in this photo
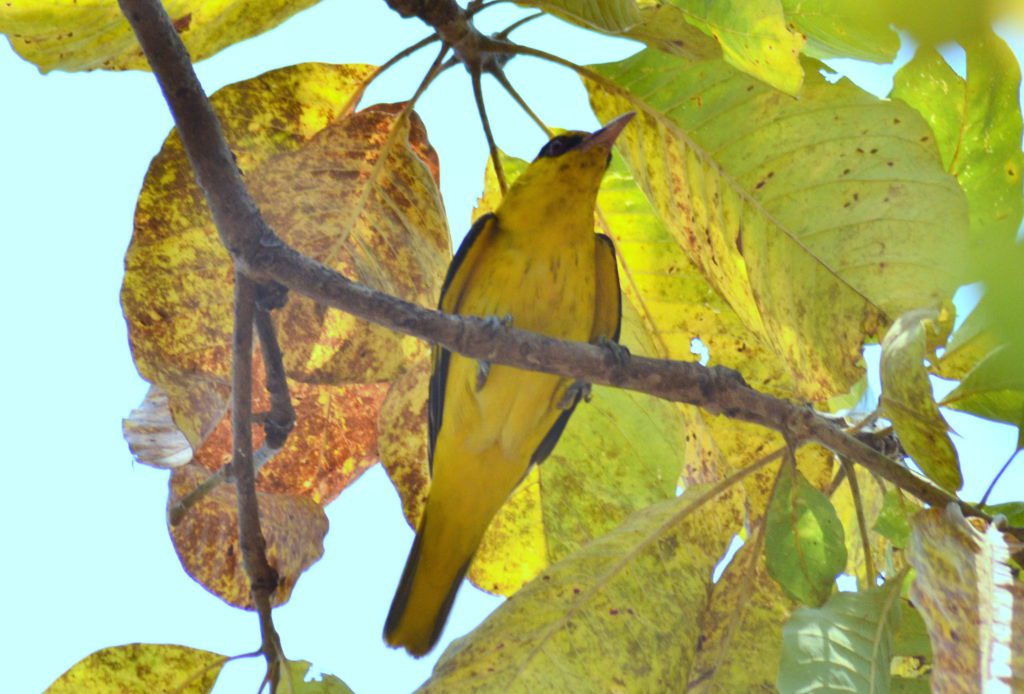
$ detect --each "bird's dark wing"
[428,213,499,472]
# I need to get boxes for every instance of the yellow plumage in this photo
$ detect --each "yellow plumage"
[384,114,633,656]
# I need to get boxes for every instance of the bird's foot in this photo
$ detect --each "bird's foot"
[557,380,592,410]
[476,360,491,391]
[476,315,513,391]
[598,336,630,368]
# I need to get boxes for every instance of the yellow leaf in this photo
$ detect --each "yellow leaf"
[908,505,1024,693]
[420,490,730,692]
[46,643,225,693]
[518,0,640,32]
[880,307,962,492]
[588,50,968,400]
[670,0,805,95]
[0,0,322,73]
[168,464,328,609]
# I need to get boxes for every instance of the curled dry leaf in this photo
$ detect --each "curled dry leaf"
[880,306,961,492]
[122,386,193,469]
[908,505,1024,693]
[169,464,328,609]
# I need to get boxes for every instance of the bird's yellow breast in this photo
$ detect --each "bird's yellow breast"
[439,212,597,459]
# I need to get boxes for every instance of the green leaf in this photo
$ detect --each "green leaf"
[668,0,805,95]
[983,502,1024,528]
[777,582,902,694]
[892,599,933,659]
[892,34,1024,246]
[519,0,640,32]
[942,345,1024,439]
[880,307,962,492]
[47,643,225,693]
[588,49,968,400]
[0,0,322,73]
[419,491,728,692]
[873,489,919,549]
[765,461,847,606]
[781,0,898,62]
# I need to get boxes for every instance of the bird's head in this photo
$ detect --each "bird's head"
[498,112,636,227]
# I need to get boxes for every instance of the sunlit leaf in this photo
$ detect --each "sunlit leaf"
[46,643,225,694]
[285,660,355,693]
[669,0,805,95]
[765,460,847,606]
[907,505,1024,693]
[169,464,328,609]
[378,357,432,526]
[984,502,1024,528]
[122,386,193,469]
[622,0,721,61]
[942,346,1024,440]
[880,306,962,492]
[520,0,640,32]
[588,49,968,400]
[933,301,1000,381]
[777,580,902,694]
[891,33,1024,247]
[420,490,729,692]
[0,0,322,73]
[781,0,898,62]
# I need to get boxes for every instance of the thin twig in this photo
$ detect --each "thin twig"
[471,68,507,193]
[495,11,545,39]
[843,459,877,587]
[232,272,283,688]
[340,33,440,115]
[490,67,551,137]
[980,447,1021,507]
[254,298,295,450]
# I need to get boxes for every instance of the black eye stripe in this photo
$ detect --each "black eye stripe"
[536,134,586,159]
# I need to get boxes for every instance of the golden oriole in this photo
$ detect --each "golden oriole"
[384,113,634,656]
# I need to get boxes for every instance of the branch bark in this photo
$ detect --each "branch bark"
[117,0,1013,541]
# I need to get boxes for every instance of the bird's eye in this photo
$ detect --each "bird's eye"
[536,134,584,160]
[547,139,566,156]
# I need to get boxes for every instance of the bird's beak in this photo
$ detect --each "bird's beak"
[580,112,636,151]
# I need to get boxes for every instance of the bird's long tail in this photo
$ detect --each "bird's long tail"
[383,444,525,657]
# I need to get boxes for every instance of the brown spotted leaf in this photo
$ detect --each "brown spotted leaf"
[908,505,1024,693]
[169,464,328,609]
[0,0,322,73]
[378,356,432,526]
[46,643,226,694]
[588,49,968,400]
[420,489,731,692]
[689,525,792,693]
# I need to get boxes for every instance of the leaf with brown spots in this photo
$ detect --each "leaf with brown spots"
[0,0,323,73]
[907,505,1024,693]
[169,464,328,609]
[880,306,962,492]
[689,525,792,693]
[378,356,432,526]
[588,49,969,400]
[46,643,226,694]
[187,351,387,505]
[420,489,731,693]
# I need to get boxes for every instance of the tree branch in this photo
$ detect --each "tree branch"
[117,0,1018,540]
[232,272,284,686]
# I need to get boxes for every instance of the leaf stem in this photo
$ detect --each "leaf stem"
[491,67,551,137]
[471,68,507,193]
[843,459,877,587]
[979,447,1021,507]
[339,33,440,115]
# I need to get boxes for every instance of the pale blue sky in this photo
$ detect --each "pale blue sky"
[0,2,1020,692]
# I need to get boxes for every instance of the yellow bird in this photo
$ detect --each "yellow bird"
[384,113,634,656]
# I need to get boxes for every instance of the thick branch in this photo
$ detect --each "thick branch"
[118,0,1014,538]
